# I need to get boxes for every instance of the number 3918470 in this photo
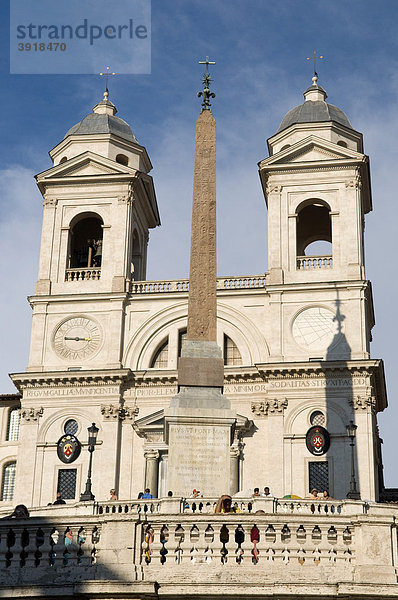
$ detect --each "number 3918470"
[18,42,66,51]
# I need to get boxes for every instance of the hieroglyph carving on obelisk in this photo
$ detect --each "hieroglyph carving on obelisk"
[186,109,217,342]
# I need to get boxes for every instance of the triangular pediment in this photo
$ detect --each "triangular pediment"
[260,135,364,168]
[134,409,164,429]
[36,151,136,181]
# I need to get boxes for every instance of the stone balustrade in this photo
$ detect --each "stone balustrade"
[142,515,355,568]
[0,501,397,591]
[65,268,101,281]
[131,275,266,294]
[296,255,333,269]
[95,498,162,515]
[0,517,101,583]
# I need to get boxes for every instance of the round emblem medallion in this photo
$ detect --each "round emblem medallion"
[57,434,81,464]
[53,316,102,360]
[306,426,330,456]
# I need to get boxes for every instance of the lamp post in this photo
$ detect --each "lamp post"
[80,423,99,502]
[346,420,360,499]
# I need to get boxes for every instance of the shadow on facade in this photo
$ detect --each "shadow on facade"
[321,288,360,501]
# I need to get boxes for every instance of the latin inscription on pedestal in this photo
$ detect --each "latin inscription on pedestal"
[167,423,230,497]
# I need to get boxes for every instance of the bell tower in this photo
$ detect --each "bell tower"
[258,75,373,362]
[260,75,370,287]
[28,92,160,372]
[257,76,386,502]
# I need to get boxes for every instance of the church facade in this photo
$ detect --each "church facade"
[0,76,395,598]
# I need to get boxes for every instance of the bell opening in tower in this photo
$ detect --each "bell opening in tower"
[296,200,332,269]
[68,213,104,270]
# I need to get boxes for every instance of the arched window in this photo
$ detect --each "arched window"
[131,230,142,281]
[60,156,68,164]
[150,339,169,368]
[116,154,129,166]
[69,213,103,269]
[224,335,242,366]
[280,144,291,151]
[178,329,187,357]
[1,462,16,501]
[337,140,347,148]
[7,408,20,441]
[296,201,332,258]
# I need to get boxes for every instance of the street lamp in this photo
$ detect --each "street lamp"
[346,420,360,500]
[80,422,99,502]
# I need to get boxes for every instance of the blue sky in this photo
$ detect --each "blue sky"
[1,0,398,485]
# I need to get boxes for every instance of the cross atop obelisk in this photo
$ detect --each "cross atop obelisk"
[197,56,216,111]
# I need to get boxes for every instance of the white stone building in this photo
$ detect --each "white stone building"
[0,78,396,599]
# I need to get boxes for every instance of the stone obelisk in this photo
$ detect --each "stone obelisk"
[165,58,235,497]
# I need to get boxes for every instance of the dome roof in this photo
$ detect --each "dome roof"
[277,82,352,134]
[64,97,138,143]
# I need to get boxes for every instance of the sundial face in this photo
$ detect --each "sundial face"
[292,307,340,352]
[53,316,102,361]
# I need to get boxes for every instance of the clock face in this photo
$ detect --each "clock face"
[53,316,102,361]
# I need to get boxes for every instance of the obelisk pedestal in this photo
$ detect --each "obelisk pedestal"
[165,73,236,498]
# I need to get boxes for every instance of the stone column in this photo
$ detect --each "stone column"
[230,445,241,495]
[144,450,159,498]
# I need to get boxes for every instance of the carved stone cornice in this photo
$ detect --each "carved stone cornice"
[255,359,383,379]
[251,399,288,417]
[20,407,43,422]
[10,369,131,391]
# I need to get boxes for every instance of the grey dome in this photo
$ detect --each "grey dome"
[64,112,137,143]
[277,86,352,133]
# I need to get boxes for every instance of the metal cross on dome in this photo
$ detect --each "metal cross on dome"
[197,55,216,111]
[100,66,116,98]
[306,50,323,78]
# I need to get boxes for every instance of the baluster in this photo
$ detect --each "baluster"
[8,528,20,569]
[159,525,169,565]
[179,524,192,564]
[0,529,9,570]
[209,524,222,564]
[192,523,205,564]
[173,525,184,564]
[150,525,162,564]
[241,524,252,565]
[40,527,54,567]
[75,526,89,567]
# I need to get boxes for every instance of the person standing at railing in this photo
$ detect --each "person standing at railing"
[262,486,273,497]
[109,489,118,501]
[141,488,154,499]
[53,492,66,505]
